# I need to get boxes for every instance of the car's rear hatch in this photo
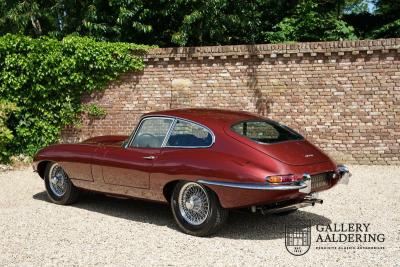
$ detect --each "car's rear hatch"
[225,124,331,166]
[250,139,331,165]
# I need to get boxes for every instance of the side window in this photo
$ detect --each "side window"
[131,118,173,148]
[166,120,213,147]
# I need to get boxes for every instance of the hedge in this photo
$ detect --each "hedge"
[0,34,150,163]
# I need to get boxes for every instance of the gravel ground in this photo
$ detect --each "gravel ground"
[0,165,399,266]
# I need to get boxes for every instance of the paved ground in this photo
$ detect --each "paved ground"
[0,165,399,266]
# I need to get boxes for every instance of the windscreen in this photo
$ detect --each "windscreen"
[231,120,303,144]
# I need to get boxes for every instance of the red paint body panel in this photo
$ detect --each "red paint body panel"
[33,109,339,209]
[102,147,161,189]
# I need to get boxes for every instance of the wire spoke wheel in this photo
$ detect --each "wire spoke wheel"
[45,162,80,205]
[178,182,210,225]
[48,163,68,197]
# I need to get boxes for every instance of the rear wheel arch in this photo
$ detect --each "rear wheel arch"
[163,179,222,204]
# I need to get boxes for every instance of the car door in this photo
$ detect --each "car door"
[151,119,216,184]
[101,117,174,188]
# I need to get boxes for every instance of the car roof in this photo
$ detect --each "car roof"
[144,108,263,129]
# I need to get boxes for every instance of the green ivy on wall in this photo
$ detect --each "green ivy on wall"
[84,104,107,119]
[0,34,150,162]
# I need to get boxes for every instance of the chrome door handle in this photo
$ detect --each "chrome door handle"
[143,155,156,160]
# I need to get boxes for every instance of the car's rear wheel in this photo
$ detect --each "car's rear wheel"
[171,181,228,236]
[44,162,80,205]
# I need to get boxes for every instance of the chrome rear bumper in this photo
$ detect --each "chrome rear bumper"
[335,164,351,185]
[198,165,351,192]
[198,179,309,191]
[199,173,312,192]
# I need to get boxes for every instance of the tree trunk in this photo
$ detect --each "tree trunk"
[31,16,42,35]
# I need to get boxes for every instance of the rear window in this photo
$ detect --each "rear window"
[231,120,303,144]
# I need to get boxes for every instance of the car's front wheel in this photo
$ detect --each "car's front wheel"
[171,181,228,236]
[44,162,80,205]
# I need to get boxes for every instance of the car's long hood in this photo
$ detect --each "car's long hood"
[81,135,128,146]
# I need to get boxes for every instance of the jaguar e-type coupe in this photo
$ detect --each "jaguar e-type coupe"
[33,109,350,236]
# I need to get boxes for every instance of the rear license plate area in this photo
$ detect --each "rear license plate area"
[311,172,333,191]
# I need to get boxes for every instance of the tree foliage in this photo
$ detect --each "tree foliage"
[2,0,398,47]
[265,0,357,43]
[369,0,400,38]
[0,34,149,161]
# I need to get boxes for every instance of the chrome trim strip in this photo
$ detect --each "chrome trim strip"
[197,179,307,190]
[161,118,177,147]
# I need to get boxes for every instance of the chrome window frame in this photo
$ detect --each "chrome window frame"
[164,118,215,148]
[126,116,175,148]
[125,115,215,149]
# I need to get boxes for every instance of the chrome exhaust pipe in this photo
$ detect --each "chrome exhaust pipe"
[259,198,323,215]
[304,198,323,205]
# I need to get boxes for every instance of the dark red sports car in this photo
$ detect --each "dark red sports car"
[33,109,350,236]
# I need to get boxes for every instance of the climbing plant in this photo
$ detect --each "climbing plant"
[0,34,149,161]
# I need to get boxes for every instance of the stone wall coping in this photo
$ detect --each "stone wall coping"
[144,38,400,60]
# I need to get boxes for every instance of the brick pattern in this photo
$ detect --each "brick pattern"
[62,39,400,165]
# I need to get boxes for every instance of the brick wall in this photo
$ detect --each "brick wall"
[62,39,400,165]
